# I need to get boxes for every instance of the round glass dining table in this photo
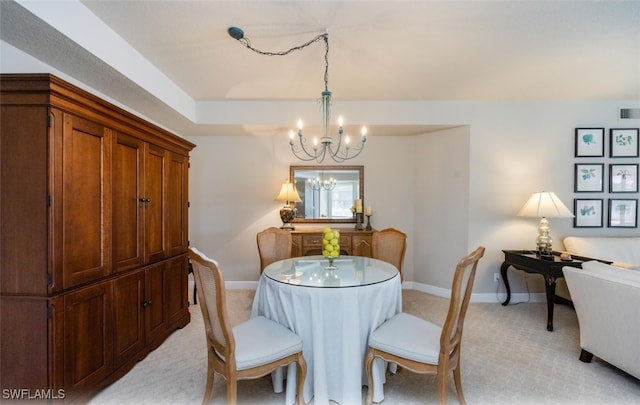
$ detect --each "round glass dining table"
[251,255,402,405]
[262,255,398,287]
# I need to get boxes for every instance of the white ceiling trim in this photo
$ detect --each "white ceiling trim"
[15,0,196,122]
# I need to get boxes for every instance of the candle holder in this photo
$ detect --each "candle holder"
[365,215,372,231]
[355,213,365,230]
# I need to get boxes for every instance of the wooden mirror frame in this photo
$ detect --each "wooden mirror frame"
[290,165,364,224]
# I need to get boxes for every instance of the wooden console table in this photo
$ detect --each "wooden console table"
[291,227,374,257]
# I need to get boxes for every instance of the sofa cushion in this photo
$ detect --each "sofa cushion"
[580,260,640,287]
[563,236,640,267]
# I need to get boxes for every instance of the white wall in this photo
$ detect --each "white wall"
[4,39,639,299]
[187,101,640,301]
[187,133,417,284]
[413,127,470,289]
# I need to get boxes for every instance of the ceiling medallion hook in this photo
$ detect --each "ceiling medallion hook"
[228,26,367,164]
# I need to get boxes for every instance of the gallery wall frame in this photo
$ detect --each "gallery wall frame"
[574,199,603,228]
[608,198,638,228]
[609,163,638,193]
[610,128,639,158]
[575,128,604,157]
[574,163,604,193]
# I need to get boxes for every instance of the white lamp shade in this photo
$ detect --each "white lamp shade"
[517,191,574,218]
[275,181,302,203]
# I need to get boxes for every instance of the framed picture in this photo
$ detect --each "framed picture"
[610,164,639,193]
[610,128,639,157]
[575,128,604,157]
[574,199,603,228]
[574,163,604,192]
[608,198,638,228]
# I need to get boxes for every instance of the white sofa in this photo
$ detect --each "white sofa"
[561,236,640,379]
[563,260,640,379]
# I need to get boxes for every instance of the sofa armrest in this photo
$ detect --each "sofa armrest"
[563,262,640,379]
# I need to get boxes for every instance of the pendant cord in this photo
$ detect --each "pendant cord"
[236,32,330,92]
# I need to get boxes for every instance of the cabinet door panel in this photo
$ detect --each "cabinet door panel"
[165,255,188,327]
[57,114,111,289]
[145,145,166,263]
[112,132,144,272]
[64,281,113,391]
[0,297,49,389]
[352,235,372,257]
[145,262,167,343]
[167,153,189,256]
[0,105,50,294]
[291,235,302,257]
[113,270,145,367]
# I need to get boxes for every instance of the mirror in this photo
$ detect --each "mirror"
[290,165,364,223]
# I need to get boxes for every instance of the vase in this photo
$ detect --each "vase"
[325,256,338,270]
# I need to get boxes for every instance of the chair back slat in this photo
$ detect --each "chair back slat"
[257,227,293,273]
[440,246,485,355]
[372,228,407,278]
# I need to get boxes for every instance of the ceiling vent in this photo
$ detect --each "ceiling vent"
[619,107,640,120]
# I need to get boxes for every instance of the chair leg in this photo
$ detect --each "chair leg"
[364,349,376,405]
[453,366,466,405]
[202,360,214,405]
[296,354,308,405]
[436,370,448,405]
[226,379,237,405]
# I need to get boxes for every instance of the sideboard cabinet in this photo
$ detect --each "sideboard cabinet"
[0,74,194,399]
[291,227,374,257]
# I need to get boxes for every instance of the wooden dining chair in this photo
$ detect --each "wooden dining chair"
[364,246,485,405]
[372,228,407,278]
[188,247,307,405]
[257,227,293,273]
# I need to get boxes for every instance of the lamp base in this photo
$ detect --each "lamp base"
[280,207,296,231]
[535,217,553,259]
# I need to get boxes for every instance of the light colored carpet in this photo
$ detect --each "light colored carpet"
[89,289,640,405]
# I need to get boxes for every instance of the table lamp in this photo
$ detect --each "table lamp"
[275,180,302,230]
[517,191,574,258]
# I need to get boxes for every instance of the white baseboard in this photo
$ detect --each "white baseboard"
[207,279,547,304]
[402,280,547,303]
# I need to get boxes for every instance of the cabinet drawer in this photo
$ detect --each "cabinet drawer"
[302,235,323,247]
[302,235,351,247]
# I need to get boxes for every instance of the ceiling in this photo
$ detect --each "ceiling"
[2,0,639,137]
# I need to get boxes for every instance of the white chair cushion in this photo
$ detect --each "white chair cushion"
[233,316,303,371]
[368,312,442,365]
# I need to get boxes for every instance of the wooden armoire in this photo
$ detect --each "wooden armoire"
[0,74,195,400]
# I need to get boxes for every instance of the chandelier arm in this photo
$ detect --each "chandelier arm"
[297,132,322,160]
[290,142,320,162]
[326,127,344,157]
[315,143,328,164]
[334,141,367,162]
[290,149,317,162]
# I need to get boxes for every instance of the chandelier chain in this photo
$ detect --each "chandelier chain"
[238,33,329,92]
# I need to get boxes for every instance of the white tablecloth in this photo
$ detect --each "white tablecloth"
[250,258,402,405]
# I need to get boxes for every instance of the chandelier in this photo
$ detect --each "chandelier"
[228,27,367,163]
[308,176,337,191]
